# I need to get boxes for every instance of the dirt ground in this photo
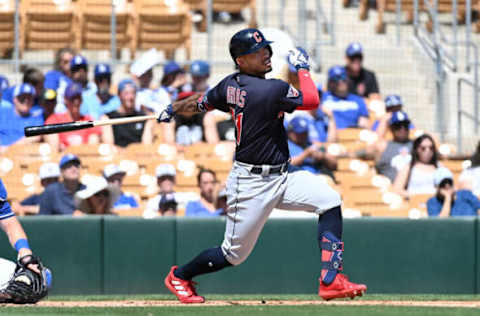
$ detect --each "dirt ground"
[26,300,480,308]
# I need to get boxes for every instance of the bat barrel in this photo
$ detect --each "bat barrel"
[24,121,94,137]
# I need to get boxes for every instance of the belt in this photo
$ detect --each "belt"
[236,160,289,176]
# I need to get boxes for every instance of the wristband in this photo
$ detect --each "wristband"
[14,238,30,252]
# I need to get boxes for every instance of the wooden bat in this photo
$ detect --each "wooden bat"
[24,114,158,137]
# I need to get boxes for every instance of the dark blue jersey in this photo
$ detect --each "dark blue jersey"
[205,73,303,165]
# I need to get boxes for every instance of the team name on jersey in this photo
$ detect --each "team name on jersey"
[227,86,247,108]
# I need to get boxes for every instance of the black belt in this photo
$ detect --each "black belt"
[250,163,289,175]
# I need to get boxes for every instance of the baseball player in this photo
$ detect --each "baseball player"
[158,28,366,303]
[0,178,51,304]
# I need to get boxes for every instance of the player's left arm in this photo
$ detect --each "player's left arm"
[0,216,32,259]
[287,47,319,110]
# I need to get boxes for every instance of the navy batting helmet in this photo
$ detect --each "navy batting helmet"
[229,28,273,65]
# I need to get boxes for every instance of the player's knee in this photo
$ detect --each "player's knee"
[221,244,250,266]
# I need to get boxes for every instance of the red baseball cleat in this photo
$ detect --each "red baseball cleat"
[318,274,367,301]
[164,266,205,304]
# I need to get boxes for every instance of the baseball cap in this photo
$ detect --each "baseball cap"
[346,42,363,57]
[190,60,210,77]
[164,61,183,76]
[328,66,347,82]
[288,116,309,134]
[389,111,410,125]
[433,167,454,187]
[103,164,126,179]
[70,55,88,70]
[94,63,111,77]
[385,95,403,108]
[117,79,137,94]
[13,83,36,98]
[42,89,57,102]
[130,48,160,77]
[39,162,61,180]
[156,164,176,178]
[64,82,83,99]
[59,154,81,169]
[0,75,9,92]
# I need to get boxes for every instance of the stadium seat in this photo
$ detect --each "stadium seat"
[213,0,257,28]
[64,144,115,157]
[131,0,192,60]
[0,0,14,57]
[77,0,133,53]
[20,0,77,53]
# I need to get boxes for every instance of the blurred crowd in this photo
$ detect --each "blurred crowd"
[1,42,480,218]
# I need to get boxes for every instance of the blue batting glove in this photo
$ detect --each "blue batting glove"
[157,104,175,123]
[288,46,310,71]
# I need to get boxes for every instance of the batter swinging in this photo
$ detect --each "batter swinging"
[158,28,367,303]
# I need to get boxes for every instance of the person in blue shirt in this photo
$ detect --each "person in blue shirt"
[427,167,480,217]
[185,60,210,93]
[80,63,120,119]
[2,68,44,113]
[372,94,415,135]
[287,116,337,178]
[161,61,187,101]
[39,154,86,216]
[0,83,44,148]
[44,48,74,113]
[185,169,223,217]
[71,55,96,95]
[0,75,11,108]
[322,66,369,129]
[103,164,139,210]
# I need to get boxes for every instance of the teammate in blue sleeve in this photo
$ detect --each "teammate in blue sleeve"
[0,179,51,303]
[159,28,366,303]
[322,66,369,129]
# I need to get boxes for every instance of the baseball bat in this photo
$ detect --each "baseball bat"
[24,114,158,137]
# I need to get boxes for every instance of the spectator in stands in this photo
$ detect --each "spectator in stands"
[39,89,57,121]
[161,61,187,101]
[185,60,210,93]
[13,162,60,215]
[0,75,10,108]
[185,169,223,217]
[2,68,44,110]
[105,79,153,148]
[44,48,74,113]
[371,111,413,182]
[164,91,219,146]
[427,167,480,217]
[70,55,96,95]
[74,176,119,215]
[393,134,439,198]
[372,95,415,135]
[130,48,171,114]
[45,83,109,151]
[459,141,480,195]
[287,116,337,178]
[39,154,86,216]
[80,63,120,120]
[103,164,139,210]
[0,84,43,150]
[344,42,380,99]
[144,164,198,218]
[322,66,369,129]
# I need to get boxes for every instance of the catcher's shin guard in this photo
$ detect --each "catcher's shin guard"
[320,231,343,285]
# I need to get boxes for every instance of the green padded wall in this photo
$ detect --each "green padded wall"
[103,217,176,294]
[343,218,477,294]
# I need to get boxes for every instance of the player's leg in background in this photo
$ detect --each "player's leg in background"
[174,164,286,280]
[277,167,366,299]
[0,258,16,290]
